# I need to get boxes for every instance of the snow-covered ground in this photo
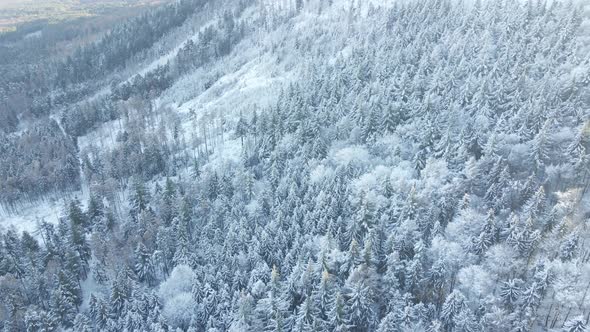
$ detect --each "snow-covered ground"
[0,192,84,235]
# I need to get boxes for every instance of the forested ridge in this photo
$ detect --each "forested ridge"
[1,0,590,331]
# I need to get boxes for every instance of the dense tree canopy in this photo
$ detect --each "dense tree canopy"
[1,0,589,331]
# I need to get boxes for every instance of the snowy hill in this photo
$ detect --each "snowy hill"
[0,0,590,331]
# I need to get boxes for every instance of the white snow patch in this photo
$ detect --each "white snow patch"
[330,145,370,166]
[24,30,42,39]
[0,198,65,235]
[310,164,334,184]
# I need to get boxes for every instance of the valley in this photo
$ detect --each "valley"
[0,0,171,32]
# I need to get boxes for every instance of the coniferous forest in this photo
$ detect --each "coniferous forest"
[0,0,590,331]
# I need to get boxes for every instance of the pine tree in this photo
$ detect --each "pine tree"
[73,313,93,332]
[172,218,192,267]
[469,209,497,256]
[453,308,478,332]
[236,113,248,146]
[252,265,287,332]
[86,194,104,226]
[440,290,466,330]
[230,292,255,332]
[382,103,401,134]
[69,219,91,275]
[567,123,590,191]
[563,316,587,332]
[135,242,156,285]
[25,307,58,332]
[345,272,378,331]
[499,279,522,309]
[522,185,546,225]
[160,177,177,224]
[130,176,151,216]
[110,272,131,317]
[294,297,315,332]
[68,199,87,228]
[376,310,402,332]
[529,119,551,175]
[312,269,333,325]
[559,232,579,261]
[329,292,350,332]
[50,272,80,327]
[343,239,361,276]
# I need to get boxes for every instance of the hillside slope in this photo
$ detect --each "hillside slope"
[1,0,590,331]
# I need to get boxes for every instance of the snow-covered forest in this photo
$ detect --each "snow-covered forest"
[1,0,590,331]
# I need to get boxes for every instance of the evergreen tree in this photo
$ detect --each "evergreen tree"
[440,290,466,331]
[130,176,151,216]
[329,292,351,332]
[135,242,156,285]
